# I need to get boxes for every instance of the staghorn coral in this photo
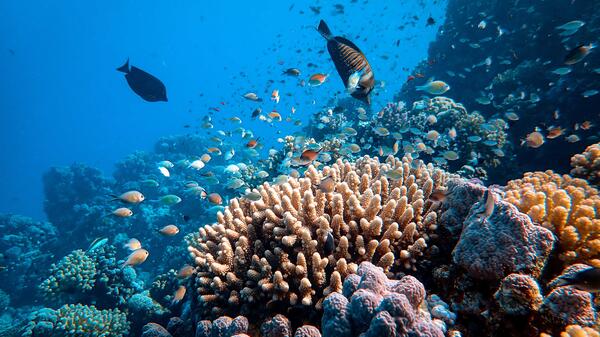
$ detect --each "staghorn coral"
[504,170,600,268]
[322,261,444,337]
[186,154,451,320]
[22,304,129,337]
[39,249,97,302]
[452,189,555,280]
[571,143,600,187]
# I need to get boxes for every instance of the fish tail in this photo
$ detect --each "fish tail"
[116,58,130,73]
[108,194,120,201]
[317,20,333,40]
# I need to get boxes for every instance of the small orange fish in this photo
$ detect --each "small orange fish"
[246,139,259,148]
[177,265,195,279]
[268,111,282,121]
[524,131,545,148]
[111,207,133,217]
[300,149,321,161]
[158,224,179,236]
[123,238,142,251]
[271,89,280,104]
[207,147,222,155]
[122,249,149,268]
[172,285,186,304]
[111,191,145,204]
[208,193,223,205]
[546,127,565,139]
[581,121,593,130]
[308,73,328,86]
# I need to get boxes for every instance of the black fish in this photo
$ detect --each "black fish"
[317,20,374,104]
[117,59,167,102]
[426,16,435,26]
[556,267,600,293]
[324,231,335,256]
[564,44,595,65]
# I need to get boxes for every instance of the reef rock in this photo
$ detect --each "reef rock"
[452,190,555,280]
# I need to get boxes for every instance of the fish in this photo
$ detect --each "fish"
[208,193,223,205]
[323,231,335,256]
[246,138,259,149]
[442,151,459,161]
[476,188,496,222]
[188,159,205,170]
[308,73,328,86]
[373,127,390,137]
[200,154,211,163]
[416,80,450,95]
[158,166,170,177]
[317,20,374,104]
[555,20,585,31]
[177,265,195,279]
[580,121,593,130]
[317,176,335,193]
[582,90,599,98]
[242,190,262,201]
[172,285,186,304]
[224,148,235,161]
[158,224,179,236]
[564,44,596,65]
[87,237,108,253]
[121,248,149,268]
[283,68,301,76]
[301,149,321,162]
[566,134,581,143]
[123,238,142,251]
[268,111,282,121]
[383,169,403,180]
[110,191,145,204]
[158,195,182,205]
[551,67,572,76]
[110,207,133,218]
[346,70,363,92]
[524,131,545,148]
[555,267,600,293]
[251,108,262,119]
[242,92,262,101]
[116,59,167,102]
[504,112,519,121]
[546,127,565,139]
[448,127,457,139]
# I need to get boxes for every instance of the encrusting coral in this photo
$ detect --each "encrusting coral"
[571,143,600,187]
[22,303,130,337]
[504,170,600,268]
[186,154,451,320]
[39,249,97,302]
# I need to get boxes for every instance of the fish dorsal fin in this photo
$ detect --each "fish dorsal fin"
[317,20,333,40]
[116,58,130,73]
[334,36,364,54]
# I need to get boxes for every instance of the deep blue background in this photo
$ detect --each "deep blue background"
[0,0,445,219]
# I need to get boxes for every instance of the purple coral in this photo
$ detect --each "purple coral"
[452,192,555,280]
[322,261,443,337]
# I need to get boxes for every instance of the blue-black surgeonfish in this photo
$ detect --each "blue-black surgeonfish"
[117,59,167,102]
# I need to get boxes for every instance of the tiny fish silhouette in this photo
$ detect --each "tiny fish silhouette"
[317,20,374,104]
[117,59,167,102]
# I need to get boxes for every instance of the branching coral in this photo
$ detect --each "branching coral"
[504,170,600,268]
[23,304,129,337]
[186,154,450,320]
[571,143,600,187]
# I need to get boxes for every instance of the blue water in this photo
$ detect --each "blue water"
[0,0,444,220]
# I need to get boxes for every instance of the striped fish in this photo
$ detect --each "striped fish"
[317,20,374,104]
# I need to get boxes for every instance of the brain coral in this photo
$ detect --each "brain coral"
[504,170,600,268]
[23,304,129,337]
[571,142,600,186]
[186,154,450,320]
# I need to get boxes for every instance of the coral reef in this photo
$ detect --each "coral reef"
[571,143,600,187]
[186,154,451,321]
[39,249,97,302]
[504,170,600,268]
[23,304,130,337]
[494,274,543,315]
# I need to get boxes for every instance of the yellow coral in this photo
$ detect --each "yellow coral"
[186,154,450,318]
[571,143,600,186]
[505,171,600,268]
[559,324,600,337]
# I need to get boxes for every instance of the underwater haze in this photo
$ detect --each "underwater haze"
[1,1,600,337]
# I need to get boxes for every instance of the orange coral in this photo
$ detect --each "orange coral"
[505,170,600,268]
[571,143,600,186]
